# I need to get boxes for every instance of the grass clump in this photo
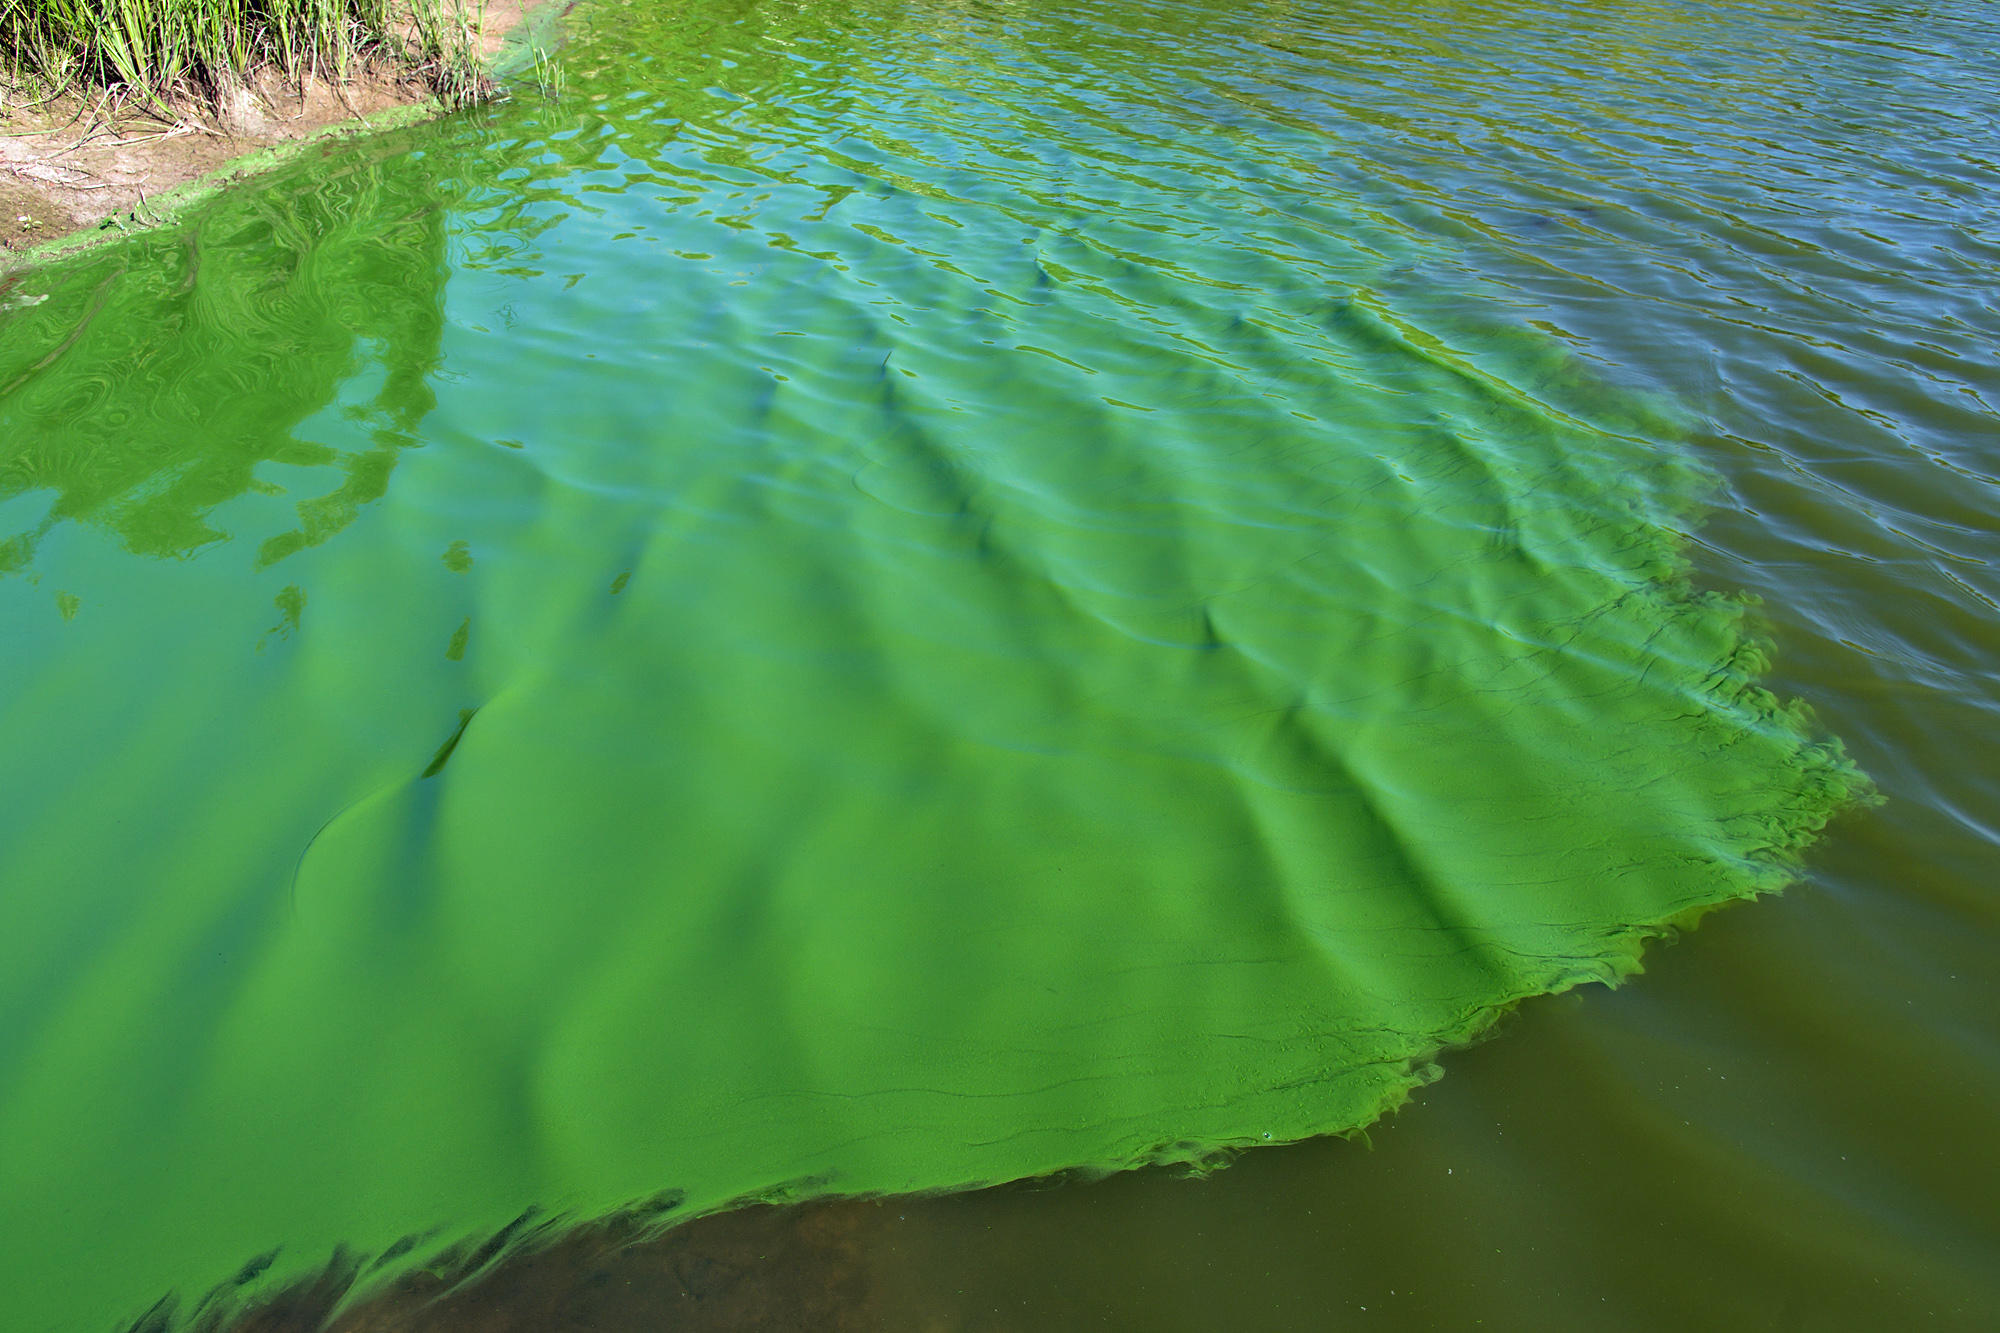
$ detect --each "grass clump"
[0,0,491,112]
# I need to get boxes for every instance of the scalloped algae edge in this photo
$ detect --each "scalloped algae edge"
[80,262,1884,1333]
[13,48,1880,1328]
[141,579,1877,1333]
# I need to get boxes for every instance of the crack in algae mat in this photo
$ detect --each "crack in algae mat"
[0,0,1868,1327]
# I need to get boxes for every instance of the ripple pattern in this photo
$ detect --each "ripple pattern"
[0,0,1952,1327]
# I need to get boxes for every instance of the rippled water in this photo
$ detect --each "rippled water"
[2,0,1995,1328]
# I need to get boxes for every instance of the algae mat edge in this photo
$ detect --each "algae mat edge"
[0,0,1867,1326]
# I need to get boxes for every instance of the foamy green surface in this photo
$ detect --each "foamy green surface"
[0,0,1862,1326]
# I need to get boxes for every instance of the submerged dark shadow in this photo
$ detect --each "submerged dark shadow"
[173,1195,878,1333]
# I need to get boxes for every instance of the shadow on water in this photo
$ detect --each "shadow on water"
[147,1198,880,1333]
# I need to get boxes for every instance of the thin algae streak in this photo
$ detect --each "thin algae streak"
[0,0,1867,1327]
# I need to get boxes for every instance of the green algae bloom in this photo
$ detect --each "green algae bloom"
[0,0,1868,1327]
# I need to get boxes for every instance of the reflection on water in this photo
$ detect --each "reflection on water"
[1,0,1995,1328]
[0,143,449,577]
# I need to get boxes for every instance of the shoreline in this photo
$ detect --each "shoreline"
[0,0,564,268]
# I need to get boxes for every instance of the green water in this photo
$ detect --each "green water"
[2,0,1992,1327]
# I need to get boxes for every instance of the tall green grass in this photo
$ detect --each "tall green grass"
[0,0,488,110]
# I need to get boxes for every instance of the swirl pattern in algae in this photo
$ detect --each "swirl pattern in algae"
[0,0,1866,1326]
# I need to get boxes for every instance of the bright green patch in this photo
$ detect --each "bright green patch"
[0,1,1868,1329]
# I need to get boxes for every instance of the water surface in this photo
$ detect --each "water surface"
[1,0,1993,1328]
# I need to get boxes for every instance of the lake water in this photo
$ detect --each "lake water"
[0,0,1994,1328]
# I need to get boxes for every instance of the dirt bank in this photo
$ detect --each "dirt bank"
[1,0,540,258]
